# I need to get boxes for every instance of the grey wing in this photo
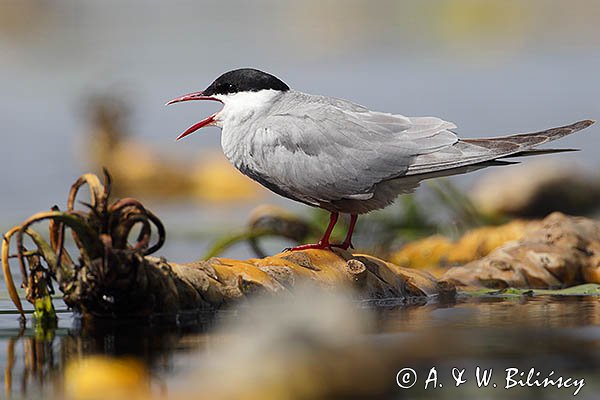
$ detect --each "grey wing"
[249,93,458,205]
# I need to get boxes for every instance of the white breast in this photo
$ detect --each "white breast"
[215,90,281,162]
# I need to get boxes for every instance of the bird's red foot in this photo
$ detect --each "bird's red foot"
[285,241,331,252]
[285,241,355,252]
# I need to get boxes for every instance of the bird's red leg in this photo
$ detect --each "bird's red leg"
[331,214,358,250]
[287,212,339,251]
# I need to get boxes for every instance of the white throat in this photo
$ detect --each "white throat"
[213,89,282,129]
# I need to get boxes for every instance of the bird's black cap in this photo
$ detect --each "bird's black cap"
[203,68,290,96]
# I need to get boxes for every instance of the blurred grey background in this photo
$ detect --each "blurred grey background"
[1,0,599,260]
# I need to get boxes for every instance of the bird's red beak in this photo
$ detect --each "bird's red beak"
[166,91,224,141]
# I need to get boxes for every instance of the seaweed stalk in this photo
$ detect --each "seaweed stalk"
[2,226,24,318]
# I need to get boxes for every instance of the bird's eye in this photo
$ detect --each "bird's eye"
[217,83,235,93]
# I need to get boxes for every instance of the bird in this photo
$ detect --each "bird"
[167,68,594,251]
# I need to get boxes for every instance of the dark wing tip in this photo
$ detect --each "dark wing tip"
[574,119,595,130]
[501,148,580,158]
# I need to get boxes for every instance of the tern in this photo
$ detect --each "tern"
[167,68,594,251]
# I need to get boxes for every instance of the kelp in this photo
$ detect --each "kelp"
[390,212,600,290]
[1,172,452,320]
[2,171,166,320]
[443,212,600,289]
[390,219,530,269]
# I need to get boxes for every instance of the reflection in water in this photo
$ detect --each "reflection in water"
[379,295,600,331]
[3,295,600,399]
[4,328,58,399]
[3,314,216,399]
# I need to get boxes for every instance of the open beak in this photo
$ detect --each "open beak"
[166,91,223,141]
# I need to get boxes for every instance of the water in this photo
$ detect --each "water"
[2,295,600,399]
[1,1,600,398]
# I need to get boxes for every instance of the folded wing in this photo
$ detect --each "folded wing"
[248,92,458,204]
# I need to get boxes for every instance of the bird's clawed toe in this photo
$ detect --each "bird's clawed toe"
[285,241,354,252]
[284,241,331,252]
